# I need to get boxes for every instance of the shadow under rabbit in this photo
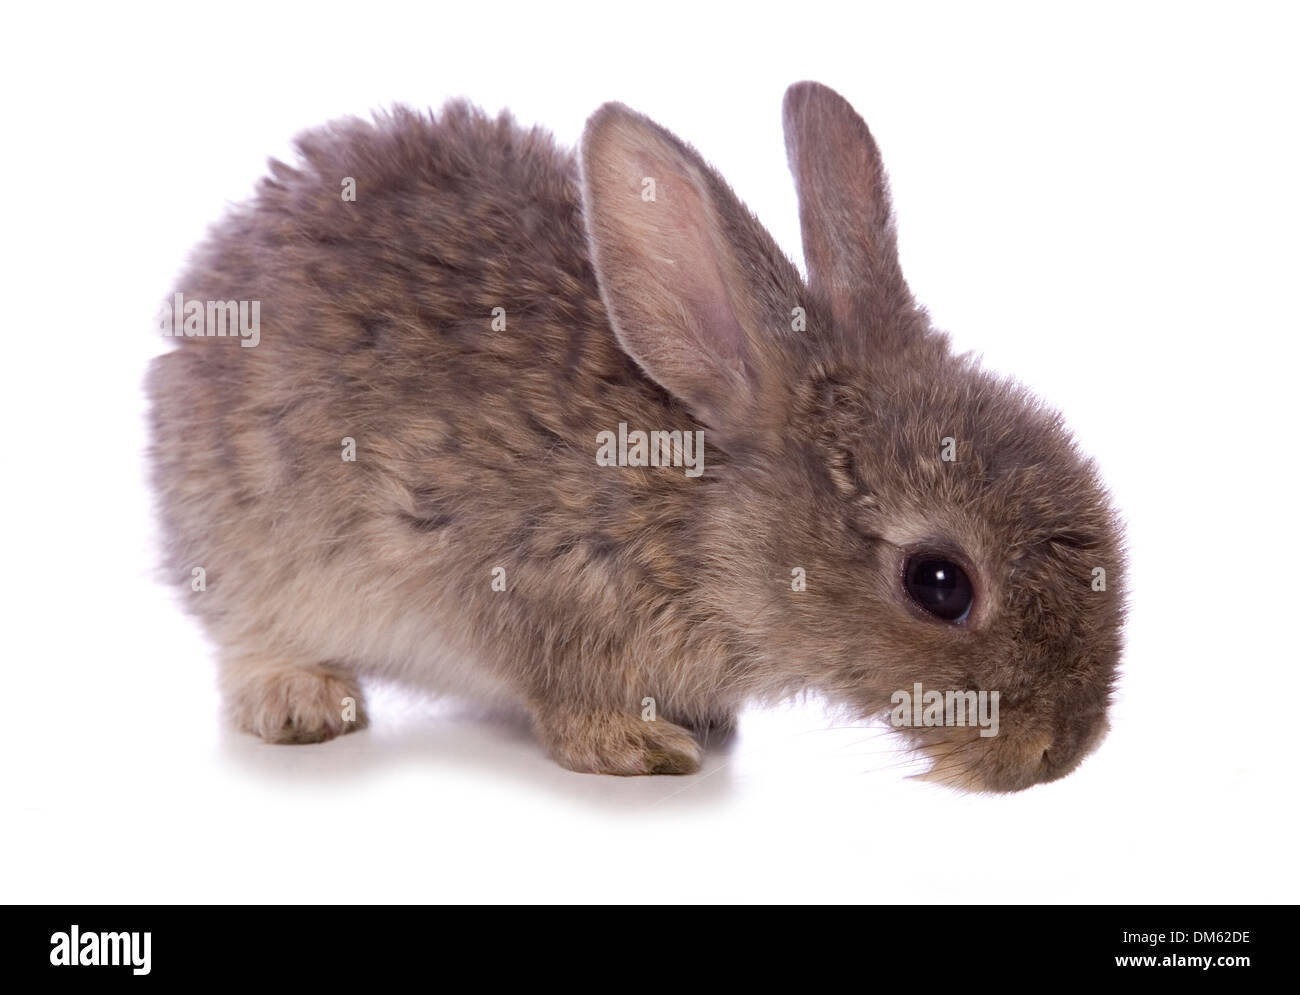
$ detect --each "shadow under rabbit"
[216,682,741,810]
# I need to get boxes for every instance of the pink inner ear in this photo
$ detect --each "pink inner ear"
[595,144,752,399]
[657,179,749,372]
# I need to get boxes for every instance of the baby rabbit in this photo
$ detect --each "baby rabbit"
[148,82,1125,791]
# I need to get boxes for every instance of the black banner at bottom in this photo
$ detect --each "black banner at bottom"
[2,904,1277,985]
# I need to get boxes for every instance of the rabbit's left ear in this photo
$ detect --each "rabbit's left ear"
[580,103,801,433]
[783,82,914,331]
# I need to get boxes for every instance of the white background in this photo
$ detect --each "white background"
[3,1,1296,902]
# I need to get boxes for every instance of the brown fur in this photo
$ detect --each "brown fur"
[148,83,1125,791]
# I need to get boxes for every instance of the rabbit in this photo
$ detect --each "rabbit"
[147,81,1126,792]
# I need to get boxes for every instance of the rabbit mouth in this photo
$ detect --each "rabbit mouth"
[906,717,1110,793]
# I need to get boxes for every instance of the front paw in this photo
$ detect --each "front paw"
[223,660,367,745]
[537,709,702,775]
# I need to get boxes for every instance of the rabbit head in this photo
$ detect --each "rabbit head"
[580,82,1126,791]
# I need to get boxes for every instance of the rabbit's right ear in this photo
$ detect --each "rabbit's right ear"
[580,103,798,433]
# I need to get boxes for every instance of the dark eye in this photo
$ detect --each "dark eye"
[904,556,974,623]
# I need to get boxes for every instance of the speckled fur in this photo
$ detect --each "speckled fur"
[148,83,1125,790]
